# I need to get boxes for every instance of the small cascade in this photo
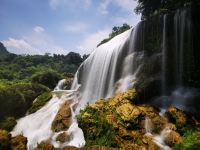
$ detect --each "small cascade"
[144,117,153,133]
[153,128,172,150]
[12,80,85,149]
[144,117,171,150]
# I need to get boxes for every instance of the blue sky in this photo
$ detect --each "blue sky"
[0,0,140,55]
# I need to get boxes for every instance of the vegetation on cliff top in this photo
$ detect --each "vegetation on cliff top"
[135,0,200,19]
[97,24,131,47]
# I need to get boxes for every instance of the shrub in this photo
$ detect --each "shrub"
[174,129,200,150]
[31,71,62,89]
[0,83,49,120]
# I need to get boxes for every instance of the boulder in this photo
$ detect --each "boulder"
[56,132,72,143]
[164,131,182,147]
[34,141,55,150]
[11,135,27,150]
[51,100,72,132]
[165,106,187,127]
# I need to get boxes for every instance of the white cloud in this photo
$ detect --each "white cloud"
[2,38,41,55]
[64,22,89,33]
[49,0,91,10]
[98,0,137,15]
[2,31,69,55]
[34,26,45,33]
[112,14,141,27]
[77,29,110,54]
[114,0,137,12]
[98,0,111,15]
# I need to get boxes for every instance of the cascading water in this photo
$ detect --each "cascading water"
[72,24,144,109]
[12,80,85,149]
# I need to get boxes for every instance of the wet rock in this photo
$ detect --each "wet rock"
[56,132,72,143]
[11,135,27,150]
[52,100,72,132]
[34,141,55,150]
[165,106,187,127]
[164,131,182,147]
[0,129,11,150]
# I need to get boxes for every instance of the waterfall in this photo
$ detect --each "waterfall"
[162,15,167,95]
[72,24,144,109]
[11,7,198,149]
[174,8,193,87]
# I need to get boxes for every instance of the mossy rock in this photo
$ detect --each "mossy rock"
[51,100,72,132]
[165,106,187,128]
[28,92,52,114]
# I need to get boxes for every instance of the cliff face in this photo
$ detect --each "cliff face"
[133,5,200,115]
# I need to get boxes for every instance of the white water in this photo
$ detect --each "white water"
[144,117,171,150]
[72,26,144,109]
[12,80,85,149]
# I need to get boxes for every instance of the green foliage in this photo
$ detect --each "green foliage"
[0,117,17,131]
[28,92,52,114]
[0,43,85,83]
[77,106,118,147]
[0,82,49,120]
[97,24,131,46]
[174,129,200,150]
[31,71,62,89]
[135,0,199,19]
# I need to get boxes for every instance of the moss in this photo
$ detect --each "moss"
[174,129,200,150]
[77,106,118,148]
[28,92,52,114]
[0,117,17,131]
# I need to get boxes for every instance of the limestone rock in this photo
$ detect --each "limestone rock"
[56,132,72,143]
[11,135,27,150]
[116,103,141,122]
[165,106,187,127]
[51,100,72,132]
[34,141,55,150]
[164,131,182,147]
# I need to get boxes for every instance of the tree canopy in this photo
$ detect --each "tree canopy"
[134,0,200,19]
[97,24,131,47]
